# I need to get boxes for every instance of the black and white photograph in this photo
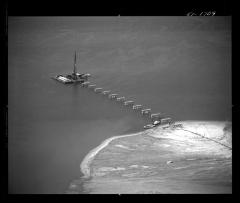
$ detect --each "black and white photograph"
[8,16,232,194]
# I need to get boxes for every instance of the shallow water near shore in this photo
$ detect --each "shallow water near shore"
[68,121,231,194]
[8,17,231,193]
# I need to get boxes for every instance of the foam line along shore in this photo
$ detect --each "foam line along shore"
[80,132,142,178]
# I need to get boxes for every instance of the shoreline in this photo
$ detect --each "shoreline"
[79,120,231,178]
[80,131,143,178]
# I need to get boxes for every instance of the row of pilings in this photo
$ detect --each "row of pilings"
[80,81,172,125]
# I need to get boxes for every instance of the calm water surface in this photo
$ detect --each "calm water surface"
[8,17,231,193]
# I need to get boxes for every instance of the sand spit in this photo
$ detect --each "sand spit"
[80,132,142,178]
[80,121,232,178]
[70,121,232,194]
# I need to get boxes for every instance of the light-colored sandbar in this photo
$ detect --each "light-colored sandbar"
[80,132,142,178]
[80,121,231,178]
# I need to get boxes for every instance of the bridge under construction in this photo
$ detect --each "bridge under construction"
[79,79,175,129]
[52,51,174,129]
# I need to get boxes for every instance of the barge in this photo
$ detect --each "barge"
[52,51,91,84]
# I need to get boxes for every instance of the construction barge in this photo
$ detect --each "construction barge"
[52,51,91,84]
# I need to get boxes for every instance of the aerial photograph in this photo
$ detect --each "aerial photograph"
[8,16,231,194]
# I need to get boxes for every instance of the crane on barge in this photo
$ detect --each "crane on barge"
[52,51,91,84]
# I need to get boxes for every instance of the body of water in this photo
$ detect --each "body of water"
[8,17,231,193]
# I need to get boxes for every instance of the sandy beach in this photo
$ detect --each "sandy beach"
[79,121,232,184]
[80,131,142,178]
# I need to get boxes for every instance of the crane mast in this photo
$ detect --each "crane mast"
[73,51,77,79]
